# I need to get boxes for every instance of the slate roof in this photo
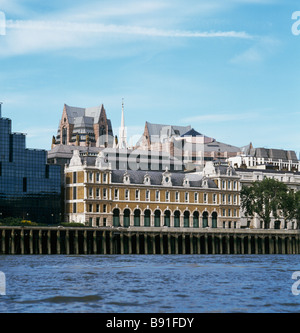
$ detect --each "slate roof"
[65,104,105,125]
[248,148,298,162]
[180,128,203,137]
[111,169,218,188]
[145,122,191,143]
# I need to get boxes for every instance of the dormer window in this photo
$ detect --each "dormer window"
[144,173,151,185]
[183,176,189,187]
[162,168,172,186]
[123,171,130,184]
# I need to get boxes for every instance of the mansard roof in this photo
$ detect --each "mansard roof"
[111,169,218,189]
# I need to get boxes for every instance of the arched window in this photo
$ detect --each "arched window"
[144,209,151,227]
[184,211,190,228]
[193,211,199,228]
[154,210,161,227]
[274,220,281,230]
[124,209,130,228]
[212,212,218,228]
[164,210,171,227]
[113,208,120,227]
[174,210,180,228]
[202,211,208,228]
[62,127,67,145]
[134,209,141,227]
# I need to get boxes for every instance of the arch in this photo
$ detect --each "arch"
[212,212,218,228]
[134,209,141,227]
[144,209,151,227]
[274,220,281,230]
[113,208,120,227]
[154,209,161,227]
[202,211,208,228]
[184,210,190,228]
[193,211,199,228]
[123,208,130,228]
[174,210,180,228]
[164,210,171,227]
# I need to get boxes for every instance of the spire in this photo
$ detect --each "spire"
[119,98,127,149]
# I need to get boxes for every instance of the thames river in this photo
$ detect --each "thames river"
[0,254,300,313]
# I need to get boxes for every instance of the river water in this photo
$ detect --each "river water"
[0,254,300,313]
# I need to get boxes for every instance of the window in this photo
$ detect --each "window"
[103,173,107,183]
[73,172,77,183]
[233,195,237,205]
[114,189,119,200]
[125,189,129,200]
[103,218,107,226]
[228,181,231,190]
[103,204,107,213]
[166,191,170,201]
[146,190,150,201]
[73,187,77,200]
[23,177,27,192]
[222,209,226,216]
[96,173,100,182]
[73,203,77,213]
[89,172,93,182]
[204,193,207,203]
[89,187,93,198]
[175,192,179,202]
[228,194,231,204]
[89,204,93,213]
[96,188,100,198]
[213,194,217,204]
[96,204,100,213]
[135,189,140,200]
[156,190,160,201]
[222,194,226,204]
[233,209,237,217]
[185,192,189,203]
[233,181,237,190]
[228,209,231,217]
[103,188,107,199]
[222,180,226,189]
[194,192,198,203]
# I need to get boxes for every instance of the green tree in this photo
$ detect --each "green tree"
[241,178,289,228]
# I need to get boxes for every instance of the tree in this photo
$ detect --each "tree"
[241,178,289,228]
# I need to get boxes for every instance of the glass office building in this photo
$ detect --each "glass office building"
[0,108,61,224]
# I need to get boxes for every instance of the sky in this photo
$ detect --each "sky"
[0,0,300,157]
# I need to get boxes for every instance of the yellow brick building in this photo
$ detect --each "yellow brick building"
[65,151,240,230]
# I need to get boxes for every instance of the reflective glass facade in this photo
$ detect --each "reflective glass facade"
[0,116,61,224]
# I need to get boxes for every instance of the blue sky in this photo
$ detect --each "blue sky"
[0,0,300,157]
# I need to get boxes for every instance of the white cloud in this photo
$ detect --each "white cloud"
[0,13,252,57]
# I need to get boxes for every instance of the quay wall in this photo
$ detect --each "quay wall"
[0,226,299,255]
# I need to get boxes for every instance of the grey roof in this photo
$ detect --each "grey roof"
[181,128,203,137]
[65,104,104,124]
[253,148,298,162]
[204,140,241,153]
[145,122,192,143]
[111,169,218,188]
